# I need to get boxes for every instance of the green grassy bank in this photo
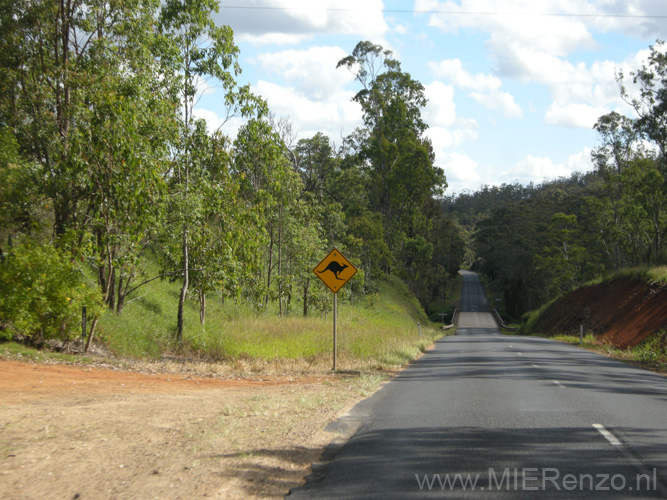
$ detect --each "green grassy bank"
[83,274,449,372]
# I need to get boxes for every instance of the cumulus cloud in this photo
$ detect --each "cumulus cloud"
[499,148,593,185]
[419,1,666,129]
[438,152,481,194]
[429,59,522,118]
[416,0,597,55]
[251,80,363,140]
[545,102,608,128]
[429,59,501,91]
[423,81,457,127]
[243,45,365,139]
[217,0,388,45]
[256,46,354,99]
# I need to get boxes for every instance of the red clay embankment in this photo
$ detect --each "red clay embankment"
[533,278,667,348]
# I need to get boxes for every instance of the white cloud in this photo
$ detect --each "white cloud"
[394,24,408,35]
[471,90,523,118]
[424,81,456,127]
[422,81,479,177]
[438,152,481,194]
[429,59,522,118]
[500,148,593,185]
[244,45,366,139]
[218,0,388,45]
[545,102,608,128]
[430,59,501,92]
[417,0,597,55]
[252,80,363,140]
[417,1,666,128]
[238,33,311,46]
[256,46,354,99]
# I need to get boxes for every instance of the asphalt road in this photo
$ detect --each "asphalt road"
[288,271,667,499]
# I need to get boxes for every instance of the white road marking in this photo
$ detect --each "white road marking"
[532,364,539,368]
[517,352,523,356]
[592,424,622,446]
[552,380,565,388]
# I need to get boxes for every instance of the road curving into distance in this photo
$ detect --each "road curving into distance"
[288,271,667,499]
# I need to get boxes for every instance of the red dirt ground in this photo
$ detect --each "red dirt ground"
[534,278,667,348]
[0,360,364,500]
[0,360,312,404]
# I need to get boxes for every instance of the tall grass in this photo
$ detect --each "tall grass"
[552,331,667,372]
[609,265,667,284]
[96,273,446,371]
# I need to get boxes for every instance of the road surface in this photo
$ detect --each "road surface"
[288,271,667,499]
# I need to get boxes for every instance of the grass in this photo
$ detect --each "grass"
[0,341,93,364]
[91,272,447,373]
[582,265,667,288]
[608,265,667,284]
[536,331,667,374]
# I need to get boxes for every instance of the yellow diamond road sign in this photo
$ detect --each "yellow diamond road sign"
[313,248,357,293]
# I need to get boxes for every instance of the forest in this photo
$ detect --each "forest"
[446,37,667,319]
[1,0,666,351]
[0,0,464,350]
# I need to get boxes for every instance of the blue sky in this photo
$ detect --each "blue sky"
[196,1,667,195]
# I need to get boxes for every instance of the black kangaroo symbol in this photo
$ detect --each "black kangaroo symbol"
[317,261,349,280]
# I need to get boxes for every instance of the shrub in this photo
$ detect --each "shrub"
[633,331,667,364]
[0,240,103,346]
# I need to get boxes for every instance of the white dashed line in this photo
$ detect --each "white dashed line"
[592,424,622,446]
[552,380,565,388]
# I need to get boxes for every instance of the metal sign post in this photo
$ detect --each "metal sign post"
[313,248,357,371]
[333,293,337,370]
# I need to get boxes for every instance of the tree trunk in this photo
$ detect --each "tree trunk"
[84,316,99,353]
[199,290,206,325]
[116,273,124,313]
[265,228,274,308]
[106,267,116,310]
[278,205,283,317]
[303,279,309,317]
[177,225,189,344]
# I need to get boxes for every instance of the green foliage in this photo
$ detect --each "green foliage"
[97,265,443,369]
[1,10,461,358]
[0,240,103,345]
[336,41,457,310]
[632,331,667,365]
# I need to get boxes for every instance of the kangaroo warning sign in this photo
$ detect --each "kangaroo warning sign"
[313,248,357,293]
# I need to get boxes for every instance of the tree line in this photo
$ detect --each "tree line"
[0,0,464,347]
[445,41,667,319]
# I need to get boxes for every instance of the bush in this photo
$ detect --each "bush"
[633,331,667,364]
[0,240,103,346]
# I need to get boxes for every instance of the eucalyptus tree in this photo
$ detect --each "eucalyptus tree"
[622,40,667,166]
[158,0,265,340]
[591,40,667,267]
[233,118,310,316]
[0,0,180,315]
[337,42,445,248]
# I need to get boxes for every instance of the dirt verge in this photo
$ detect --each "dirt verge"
[0,359,382,500]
